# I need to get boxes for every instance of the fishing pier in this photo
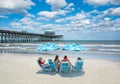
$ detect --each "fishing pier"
[0,30,63,43]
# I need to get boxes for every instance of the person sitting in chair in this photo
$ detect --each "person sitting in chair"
[38,57,45,67]
[76,57,83,69]
[77,57,83,61]
[38,57,49,70]
[61,55,73,66]
[54,55,60,70]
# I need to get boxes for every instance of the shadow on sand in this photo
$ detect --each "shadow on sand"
[36,69,85,78]
[59,70,85,78]
[36,70,57,76]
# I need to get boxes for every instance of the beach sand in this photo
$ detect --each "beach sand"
[0,53,120,84]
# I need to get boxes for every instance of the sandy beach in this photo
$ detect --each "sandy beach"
[0,53,120,84]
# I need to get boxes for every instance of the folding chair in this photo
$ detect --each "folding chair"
[73,60,83,71]
[37,60,49,72]
[60,61,71,74]
[48,59,57,72]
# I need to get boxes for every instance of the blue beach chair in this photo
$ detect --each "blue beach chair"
[60,61,71,74]
[73,60,83,71]
[48,59,57,72]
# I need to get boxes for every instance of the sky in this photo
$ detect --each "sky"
[0,0,120,40]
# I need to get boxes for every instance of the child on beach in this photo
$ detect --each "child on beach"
[38,57,45,67]
[38,57,49,70]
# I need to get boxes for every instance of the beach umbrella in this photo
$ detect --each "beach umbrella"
[62,43,85,65]
[62,43,85,51]
[36,42,60,51]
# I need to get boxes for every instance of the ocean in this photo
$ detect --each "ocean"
[0,40,120,61]
[0,40,120,54]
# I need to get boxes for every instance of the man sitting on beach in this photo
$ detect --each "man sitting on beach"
[61,55,73,66]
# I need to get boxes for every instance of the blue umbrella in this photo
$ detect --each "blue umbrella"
[37,42,60,51]
[62,43,85,51]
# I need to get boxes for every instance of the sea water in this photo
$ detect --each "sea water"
[0,40,120,60]
[0,40,120,53]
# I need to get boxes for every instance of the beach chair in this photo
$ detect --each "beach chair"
[37,60,50,72]
[73,60,83,71]
[48,59,57,72]
[59,61,71,74]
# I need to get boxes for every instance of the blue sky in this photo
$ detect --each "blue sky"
[0,0,120,40]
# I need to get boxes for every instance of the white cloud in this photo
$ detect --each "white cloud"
[11,22,21,28]
[85,0,110,5]
[64,3,75,12]
[88,9,99,14]
[67,3,74,7]
[11,12,120,33]
[0,15,8,18]
[110,0,120,5]
[36,17,50,21]
[104,17,110,21]
[110,7,120,15]
[38,2,74,18]
[0,0,35,14]
[10,5,120,34]
[55,18,64,23]
[54,12,91,32]
[82,19,91,24]
[85,8,120,32]
[104,7,120,16]
[75,13,86,19]
[90,18,120,32]
[84,0,120,5]
[11,16,40,30]
[65,13,86,21]
[38,8,73,18]
[57,10,67,16]
[37,2,74,19]
[42,24,53,28]
[36,23,67,31]
[54,8,120,33]
[38,11,57,18]
[26,13,35,18]
[86,7,120,25]
[46,0,67,10]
